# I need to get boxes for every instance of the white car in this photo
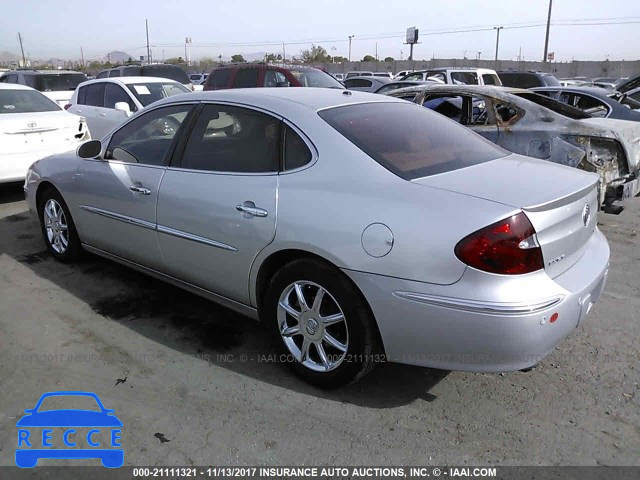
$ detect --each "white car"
[0,84,90,184]
[66,77,191,140]
[189,73,208,92]
[394,70,415,79]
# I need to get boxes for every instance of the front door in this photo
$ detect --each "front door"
[157,103,279,304]
[74,103,196,269]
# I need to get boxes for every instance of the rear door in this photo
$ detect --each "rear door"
[156,103,279,304]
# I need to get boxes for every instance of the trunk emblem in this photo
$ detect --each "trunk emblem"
[582,204,591,227]
[27,122,37,128]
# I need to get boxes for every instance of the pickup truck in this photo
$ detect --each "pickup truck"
[400,67,502,86]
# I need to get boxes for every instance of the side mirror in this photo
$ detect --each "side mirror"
[77,140,102,159]
[115,102,132,117]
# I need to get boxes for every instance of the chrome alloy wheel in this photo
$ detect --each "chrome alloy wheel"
[44,199,69,254]
[277,281,349,372]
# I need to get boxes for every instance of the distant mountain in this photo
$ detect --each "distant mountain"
[0,51,20,64]
[104,51,134,63]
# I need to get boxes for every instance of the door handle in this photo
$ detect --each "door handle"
[236,203,268,217]
[130,185,151,195]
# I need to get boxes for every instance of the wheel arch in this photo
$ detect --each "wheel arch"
[35,180,57,214]
[252,248,386,355]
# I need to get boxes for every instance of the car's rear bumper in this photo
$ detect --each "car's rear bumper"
[344,227,610,372]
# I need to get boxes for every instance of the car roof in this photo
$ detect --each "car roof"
[0,83,34,91]
[152,87,405,112]
[17,69,84,75]
[77,76,181,87]
[531,86,614,98]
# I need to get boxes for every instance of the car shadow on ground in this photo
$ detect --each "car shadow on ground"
[0,182,26,205]
[0,211,449,408]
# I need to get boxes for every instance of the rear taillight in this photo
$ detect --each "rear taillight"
[454,212,543,275]
[64,104,71,110]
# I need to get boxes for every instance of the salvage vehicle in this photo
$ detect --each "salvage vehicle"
[531,86,640,121]
[0,84,89,184]
[66,77,190,139]
[25,88,609,387]
[388,84,640,211]
[400,67,502,86]
[373,80,437,95]
[0,70,88,108]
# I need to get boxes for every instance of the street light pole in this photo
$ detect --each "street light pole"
[493,26,503,61]
[543,0,553,62]
[348,35,354,62]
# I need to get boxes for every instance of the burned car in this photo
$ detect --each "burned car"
[387,85,640,212]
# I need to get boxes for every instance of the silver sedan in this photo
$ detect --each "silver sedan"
[24,88,610,387]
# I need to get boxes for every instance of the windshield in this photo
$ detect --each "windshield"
[37,395,101,412]
[513,92,592,119]
[0,89,61,113]
[34,73,88,92]
[288,69,344,88]
[319,102,507,180]
[126,82,190,107]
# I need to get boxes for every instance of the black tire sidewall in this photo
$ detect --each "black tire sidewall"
[38,187,81,262]
[263,258,378,388]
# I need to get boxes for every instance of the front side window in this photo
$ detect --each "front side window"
[104,83,136,111]
[126,82,190,107]
[287,69,343,88]
[233,68,260,88]
[264,70,288,87]
[107,104,193,165]
[179,105,279,173]
[450,72,478,85]
[0,89,60,114]
[319,102,507,180]
[404,72,425,81]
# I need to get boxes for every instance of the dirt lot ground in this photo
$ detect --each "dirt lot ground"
[0,181,638,467]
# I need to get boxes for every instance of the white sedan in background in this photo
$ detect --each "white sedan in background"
[0,84,90,184]
[66,77,191,139]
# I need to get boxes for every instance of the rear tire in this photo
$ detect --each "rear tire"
[38,187,82,262]
[263,258,381,388]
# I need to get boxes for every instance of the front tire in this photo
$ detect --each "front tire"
[263,258,381,388]
[38,187,82,262]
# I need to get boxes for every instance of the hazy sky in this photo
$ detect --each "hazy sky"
[1,0,639,62]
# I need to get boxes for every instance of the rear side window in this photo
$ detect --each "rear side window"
[233,68,260,88]
[84,83,105,107]
[319,102,507,179]
[109,70,121,77]
[344,78,372,88]
[96,71,109,79]
[482,74,500,85]
[209,69,231,88]
[450,72,478,85]
[77,86,88,104]
[284,126,313,170]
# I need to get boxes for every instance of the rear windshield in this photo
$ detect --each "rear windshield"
[0,89,61,113]
[141,65,190,84]
[34,73,88,92]
[513,92,591,119]
[288,69,344,88]
[319,102,507,179]
[126,82,190,106]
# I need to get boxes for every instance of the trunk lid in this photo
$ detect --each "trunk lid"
[413,154,599,278]
[0,111,85,155]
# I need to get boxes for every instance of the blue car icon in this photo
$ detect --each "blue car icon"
[16,391,123,468]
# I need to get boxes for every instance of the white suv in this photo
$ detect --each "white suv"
[66,77,190,139]
[400,68,502,86]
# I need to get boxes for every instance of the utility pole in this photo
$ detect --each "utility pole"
[80,46,85,67]
[348,35,354,62]
[493,26,503,61]
[375,42,378,61]
[146,19,151,64]
[18,32,26,67]
[282,42,286,63]
[543,0,553,62]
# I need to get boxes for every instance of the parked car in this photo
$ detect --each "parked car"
[332,73,345,81]
[616,74,640,101]
[400,67,502,86]
[387,84,640,210]
[394,70,415,79]
[371,72,394,79]
[531,86,640,121]
[189,73,208,91]
[96,64,192,90]
[559,78,591,87]
[0,84,90,184]
[203,63,344,90]
[0,70,88,107]
[345,71,373,79]
[343,76,391,92]
[25,88,610,387]
[66,77,190,139]
[498,71,560,88]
